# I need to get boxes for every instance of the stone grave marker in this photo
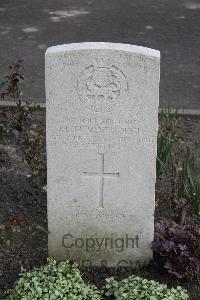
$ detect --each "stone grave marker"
[46,42,160,267]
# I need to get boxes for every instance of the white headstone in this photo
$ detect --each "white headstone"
[46,42,160,268]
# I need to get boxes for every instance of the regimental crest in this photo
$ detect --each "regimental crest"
[77,64,128,113]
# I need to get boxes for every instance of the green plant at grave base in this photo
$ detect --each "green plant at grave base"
[153,220,200,281]
[104,276,189,300]
[3,259,102,300]
[0,215,45,264]
[157,107,177,178]
[177,145,200,215]
[156,108,200,217]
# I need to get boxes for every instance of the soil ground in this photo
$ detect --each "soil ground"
[0,109,199,299]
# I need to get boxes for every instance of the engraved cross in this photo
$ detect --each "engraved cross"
[83,153,119,208]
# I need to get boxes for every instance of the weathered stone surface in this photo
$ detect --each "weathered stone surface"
[46,42,160,267]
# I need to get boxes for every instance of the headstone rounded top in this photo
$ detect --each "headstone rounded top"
[45,42,160,59]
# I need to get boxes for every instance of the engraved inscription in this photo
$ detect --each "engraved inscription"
[83,153,119,208]
[48,115,156,153]
[77,64,128,112]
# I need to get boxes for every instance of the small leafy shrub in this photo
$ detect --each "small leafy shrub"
[0,111,12,143]
[0,61,46,178]
[21,128,46,178]
[0,60,36,144]
[104,276,189,300]
[0,60,24,102]
[0,60,31,133]
[4,259,101,300]
[152,220,200,280]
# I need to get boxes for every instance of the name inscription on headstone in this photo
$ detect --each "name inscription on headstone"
[49,115,155,153]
